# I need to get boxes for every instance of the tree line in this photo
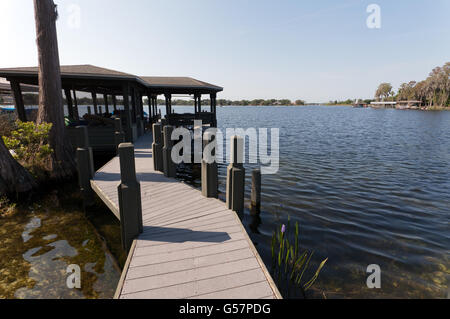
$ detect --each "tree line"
[375,62,449,108]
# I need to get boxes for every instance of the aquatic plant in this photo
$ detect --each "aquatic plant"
[270,218,327,298]
[2,121,53,179]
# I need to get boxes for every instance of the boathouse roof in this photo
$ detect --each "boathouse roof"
[0,64,223,94]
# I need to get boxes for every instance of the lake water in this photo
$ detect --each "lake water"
[163,105,449,299]
[62,104,449,298]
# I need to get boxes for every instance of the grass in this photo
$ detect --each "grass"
[270,217,327,298]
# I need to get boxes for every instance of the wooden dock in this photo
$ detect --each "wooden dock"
[91,133,281,299]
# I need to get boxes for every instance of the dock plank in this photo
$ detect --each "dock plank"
[91,133,281,299]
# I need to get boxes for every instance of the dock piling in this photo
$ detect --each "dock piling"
[117,143,143,252]
[76,126,95,207]
[202,131,218,198]
[251,169,261,214]
[162,125,176,178]
[152,123,164,172]
[226,136,245,214]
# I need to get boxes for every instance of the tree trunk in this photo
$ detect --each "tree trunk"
[0,138,36,195]
[34,0,76,180]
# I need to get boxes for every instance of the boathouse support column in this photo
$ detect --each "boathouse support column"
[112,95,117,113]
[117,143,143,252]
[104,94,109,115]
[10,80,27,122]
[162,125,176,177]
[131,86,137,123]
[122,84,133,142]
[198,94,202,113]
[73,88,79,120]
[76,126,95,208]
[210,93,217,127]
[149,96,153,120]
[202,131,218,198]
[165,94,171,117]
[64,88,74,120]
[226,136,245,214]
[194,94,198,115]
[152,123,164,172]
[91,91,98,115]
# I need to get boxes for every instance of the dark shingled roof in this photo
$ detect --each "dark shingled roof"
[0,65,223,93]
[140,76,223,92]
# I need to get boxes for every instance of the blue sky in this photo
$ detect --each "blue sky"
[0,0,449,102]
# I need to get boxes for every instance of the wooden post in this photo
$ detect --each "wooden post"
[251,169,261,214]
[153,97,158,119]
[91,91,98,115]
[131,86,137,123]
[10,80,27,121]
[64,88,74,120]
[76,126,95,207]
[117,143,143,252]
[202,131,218,198]
[99,105,102,115]
[114,118,125,154]
[152,123,164,172]
[104,94,109,115]
[122,84,133,142]
[226,136,245,214]
[87,106,92,115]
[210,93,217,127]
[198,94,202,113]
[162,125,176,177]
[194,94,198,115]
[73,88,79,120]
[112,95,117,113]
[165,94,171,116]
[149,96,153,121]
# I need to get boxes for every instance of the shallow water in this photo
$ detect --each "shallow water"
[171,105,449,299]
[0,200,120,299]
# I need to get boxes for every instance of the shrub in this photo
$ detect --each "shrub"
[2,121,53,179]
[271,219,327,298]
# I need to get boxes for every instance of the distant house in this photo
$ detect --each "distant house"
[396,101,422,110]
[370,101,397,109]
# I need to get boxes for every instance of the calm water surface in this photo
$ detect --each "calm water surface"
[169,105,449,298]
[72,104,449,298]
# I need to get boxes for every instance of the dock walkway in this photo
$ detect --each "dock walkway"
[91,133,281,299]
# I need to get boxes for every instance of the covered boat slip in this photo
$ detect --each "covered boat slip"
[0,65,222,151]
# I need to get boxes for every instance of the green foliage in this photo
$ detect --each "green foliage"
[2,121,53,179]
[271,218,327,298]
[375,83,393,101]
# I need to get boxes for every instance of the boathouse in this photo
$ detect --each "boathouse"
[0,65,222,151]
